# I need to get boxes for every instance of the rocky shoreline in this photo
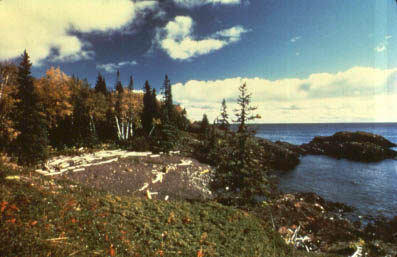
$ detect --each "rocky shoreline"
[248,131,397,255]
[255,131,397,172]
[36,130,397,256]
[266,191,397,256]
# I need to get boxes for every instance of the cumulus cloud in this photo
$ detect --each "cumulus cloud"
[173,0,241,8]
[0,0,158,64]
[172,66,397,123]
[375,35,392,53]
[96,60,138,73]
[154,16,249,60]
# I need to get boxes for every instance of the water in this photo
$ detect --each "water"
[254,123,397,219]
[254,123,397,146]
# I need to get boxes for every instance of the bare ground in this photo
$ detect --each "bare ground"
[55,154,214,201]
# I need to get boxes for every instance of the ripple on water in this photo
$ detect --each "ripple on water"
[278,155,397,219]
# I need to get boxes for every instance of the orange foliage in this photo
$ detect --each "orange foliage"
[197,249,204,257]
[35,67,73,128]
[1,200,8,212]
[109,244,116,256]
[111,89,143,126]
[0,62,19,143]
[86,91,108,121]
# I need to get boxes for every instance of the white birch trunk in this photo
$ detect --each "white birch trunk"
[89,115,96,136]
[115,116,122,141]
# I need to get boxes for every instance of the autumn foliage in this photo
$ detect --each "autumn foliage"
[0,51,190,164]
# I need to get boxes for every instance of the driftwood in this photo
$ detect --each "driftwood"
[284,225,313,253]
[350,246,362,257]
[35,150,159,176]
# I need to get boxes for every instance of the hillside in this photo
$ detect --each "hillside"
[0,161,334,257]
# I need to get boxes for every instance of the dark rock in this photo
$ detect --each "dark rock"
[256,138,301,171]
[364,216,397,243]
[265,191,397,256]
[301,131,397,162]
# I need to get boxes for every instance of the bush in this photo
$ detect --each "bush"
[195,129,275,206]
[152,122,179,153]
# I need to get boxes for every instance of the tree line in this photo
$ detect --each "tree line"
[1,50,269,203]
[0,51,189,165]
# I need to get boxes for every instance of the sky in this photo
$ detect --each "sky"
[2,0,397,123]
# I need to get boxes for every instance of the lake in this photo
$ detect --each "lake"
[254,123,397,219]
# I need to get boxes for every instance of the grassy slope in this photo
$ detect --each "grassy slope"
[0,165,335,257]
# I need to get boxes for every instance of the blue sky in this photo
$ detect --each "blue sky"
[2,0,397,122]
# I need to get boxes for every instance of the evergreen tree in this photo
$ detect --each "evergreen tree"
[94,73,107,95]
[162,74,175,123]
[218,98,229,131]
[200,114,210,135]
[13,51,49,165]
[234,83,258,133]
[69,77,97,147]
[142,81,154,135]
[128,75,134,91]
[115,70,123,93]
[176,108,190,130]
[233,83,260,160]
[151,88,161,120]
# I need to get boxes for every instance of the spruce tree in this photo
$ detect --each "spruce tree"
[115,70,123,93]
[162,74,175,123]
[218,98,229,131]
[128,75,134,91]
[200,114,210,135]
[233,83,259,161]
[234,83,258,133]
[151,88,161,119]
[14,51,48,165]
[142,81,153,135]
[94,73,107,95]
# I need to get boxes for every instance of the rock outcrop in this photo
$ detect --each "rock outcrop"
[301,131,397,162]
[256,138,301,171]
[268,192,397,256]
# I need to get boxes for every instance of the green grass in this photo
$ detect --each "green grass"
[0,163,335,257]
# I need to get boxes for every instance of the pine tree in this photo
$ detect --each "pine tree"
[13,51,49,165]
[115,70,123,93]
[218,98,229,131]
[94,73,107,95]
[128,75,134,91]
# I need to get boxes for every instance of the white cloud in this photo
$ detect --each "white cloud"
[96,60,138,73]
[214,26,251,43]
[172,66,397,123]
[375,35,392,53]
[0,0,158,65]
[173,0,241,8]
[290,36,302,43]
[154,16,249,60]
[375,44,387,53]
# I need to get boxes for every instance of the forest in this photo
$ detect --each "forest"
[0,51,191,165]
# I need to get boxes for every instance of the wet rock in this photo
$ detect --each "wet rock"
[256,138,301,171]
[301,131,397,162]
[267,191,397,256]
